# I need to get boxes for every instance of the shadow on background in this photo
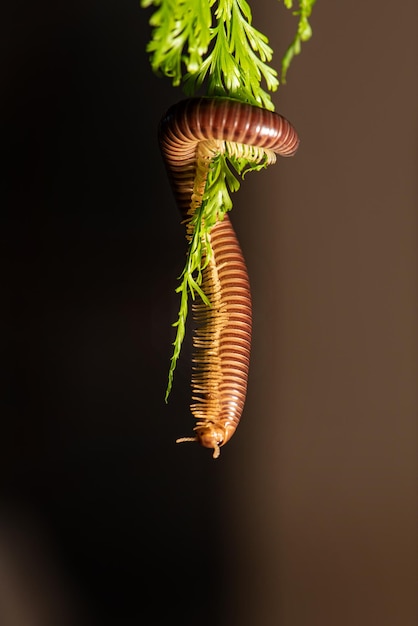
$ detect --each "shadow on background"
[1,2,417,626]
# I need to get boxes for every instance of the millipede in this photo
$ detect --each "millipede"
[159,97,299,458]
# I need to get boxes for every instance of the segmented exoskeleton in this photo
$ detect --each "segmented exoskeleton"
[159,97,299,458]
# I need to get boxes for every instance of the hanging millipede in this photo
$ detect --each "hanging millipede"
[159,97,299,458]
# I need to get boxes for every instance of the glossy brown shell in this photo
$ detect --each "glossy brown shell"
[159,97,299,458]
[159,97,299,219]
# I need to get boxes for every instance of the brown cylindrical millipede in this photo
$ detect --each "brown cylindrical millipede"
[159,97,299,458]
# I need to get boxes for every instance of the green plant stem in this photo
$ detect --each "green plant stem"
[141,0,316,398]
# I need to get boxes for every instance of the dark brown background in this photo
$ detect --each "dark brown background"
[1,1,417,625]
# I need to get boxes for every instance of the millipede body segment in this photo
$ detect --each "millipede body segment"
[159,97,299,458]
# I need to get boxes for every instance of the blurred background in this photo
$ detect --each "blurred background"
[1,1,417,625]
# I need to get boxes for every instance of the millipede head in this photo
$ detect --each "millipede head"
[176,423,226,459]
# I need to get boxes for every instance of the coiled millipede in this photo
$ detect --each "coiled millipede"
[159,97,299,458]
